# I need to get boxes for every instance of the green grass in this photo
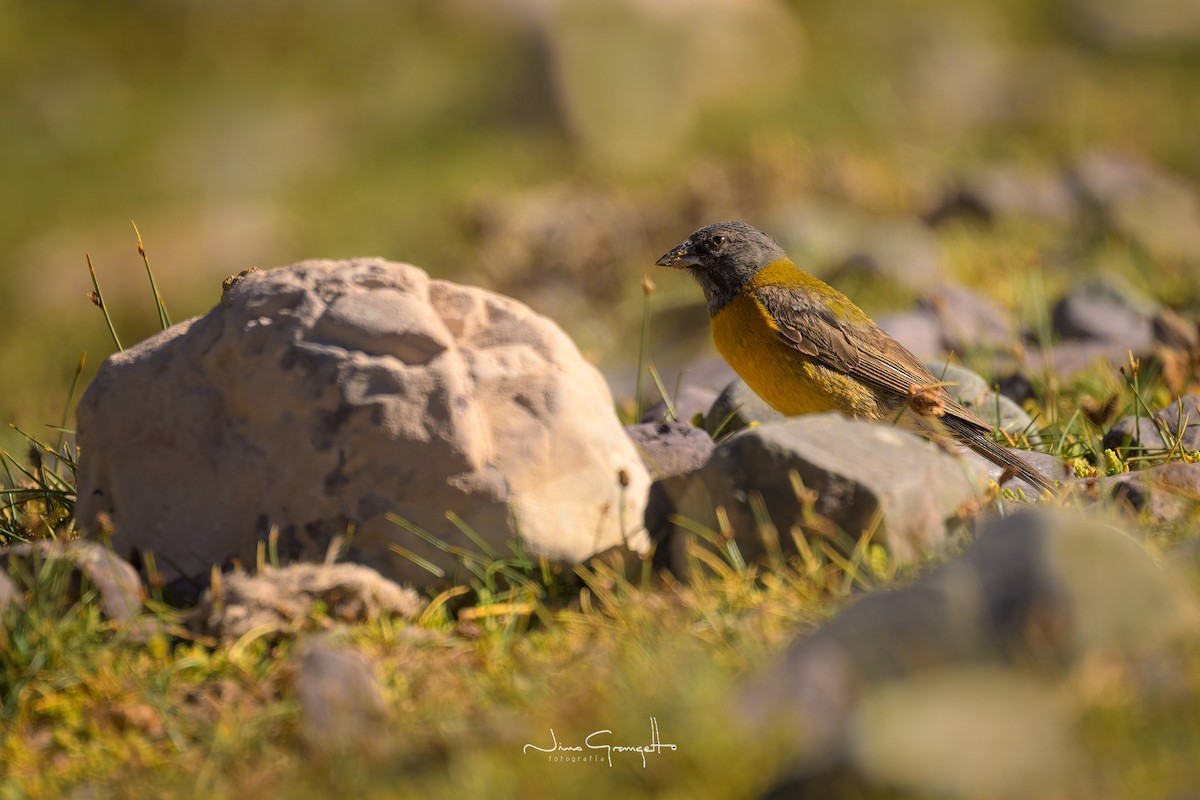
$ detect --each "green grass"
[1,498,1199,798]
[4,232,1200,797]
[4,1,1200,795]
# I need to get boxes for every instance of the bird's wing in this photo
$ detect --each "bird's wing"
[753,284,993,433]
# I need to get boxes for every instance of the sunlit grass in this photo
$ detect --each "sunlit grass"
[3,1,1200,796]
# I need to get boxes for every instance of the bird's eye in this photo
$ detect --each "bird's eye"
[711,235,728,248]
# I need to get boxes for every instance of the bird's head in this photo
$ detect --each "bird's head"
[656,221,787,315]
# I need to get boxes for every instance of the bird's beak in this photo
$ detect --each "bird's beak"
[655,240,700,269]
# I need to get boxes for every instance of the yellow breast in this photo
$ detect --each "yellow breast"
[709,284,882,419]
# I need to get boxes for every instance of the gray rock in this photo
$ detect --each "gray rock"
[1069,152,1200,265]
[918,284,1016,354]
[293,637,390,759]
[928,163,1079,227]
[741,509,1198,787]
[75,260,651,589]
[0,540,143,622]
[1103,393,1200,455]
[188,562,425,643]
[1087,461,1200,524]
[971,448,1074,497]
[926,360,1033,435]
[996,370,1037,405]
[1028,340,1150,378]
[653,415,985,573]
[771,203,943,291]
[702,378,786,438]
[875,311,944,361]
[1152,307,1199,352]
[1051,274,1158,349]
[625,422,714,481]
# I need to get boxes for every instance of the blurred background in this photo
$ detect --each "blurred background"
[2,0,1199,451]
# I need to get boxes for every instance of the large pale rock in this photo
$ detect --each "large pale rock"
[76,259,651,587]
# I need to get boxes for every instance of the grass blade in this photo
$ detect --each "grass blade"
[445,510,497,560]
[133,221,172,329]
[647,362,678,422]
[386,543,446,579]
[54,353,87,457]
[87,253,123,351]
[633,276,655,423]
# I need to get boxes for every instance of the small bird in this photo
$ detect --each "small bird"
[656,221,1055,494]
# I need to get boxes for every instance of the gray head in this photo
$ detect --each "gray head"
[655,221,787,315]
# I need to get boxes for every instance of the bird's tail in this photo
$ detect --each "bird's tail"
[941,415,1058,495]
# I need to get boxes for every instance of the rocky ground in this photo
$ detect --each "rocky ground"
[4,2,1200,795]
[3,239,1200,797]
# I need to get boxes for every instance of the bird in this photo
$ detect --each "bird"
[655,220,1056,494]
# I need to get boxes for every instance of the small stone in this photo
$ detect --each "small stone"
[850,670,1075,798]
[996,371,1037,406]
[1152,307,1199,352]
[1051,274,1158,349]
[1103,393,1200,456]
[970,448,1074,496]
[188,562,425,644]
[1030,340,1149,378]
[771,203,942,291]
[293,637,390,759]
[625,422,714,481]
[918,284,1016,354]
[702,378,786,438]
[0,540,144,623]
[1069,152,1200,265]
[928,163,1079,226]
[1089,461,1200,524]
[876,311,944,361]
[740,509,1198,784]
